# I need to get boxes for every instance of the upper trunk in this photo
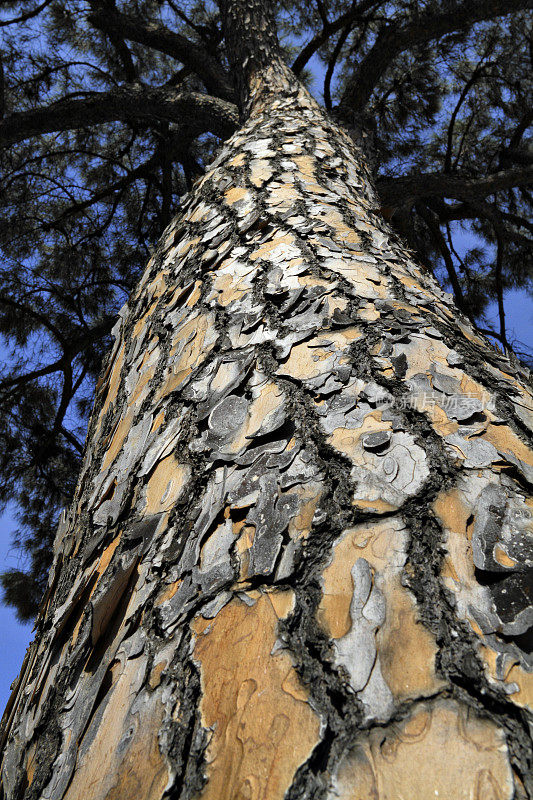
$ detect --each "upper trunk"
[2,2,533,799]
[219,0,284,111]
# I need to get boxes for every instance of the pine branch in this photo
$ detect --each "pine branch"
[444,52,493,173]
[377,165,533,206]
[338,0,533,114]
[43,128,192,229]
[0,296,67,346]
[0,0,53,27]
[0,84,238,148]
[0,316,114,394]
[416,202,466,310]
[324,20,354,112]
[0,358,68,393]
[292,0,384,76]
[87,4,235,102]
[423,198,532,249]
[103,30,138,83]
[494,234,508,347]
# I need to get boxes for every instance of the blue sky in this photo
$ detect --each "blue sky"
[0,504,33,714]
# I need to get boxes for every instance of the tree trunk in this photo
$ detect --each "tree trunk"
[2,3,533,799]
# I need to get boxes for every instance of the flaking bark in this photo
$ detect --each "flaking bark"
[1,3,533,799]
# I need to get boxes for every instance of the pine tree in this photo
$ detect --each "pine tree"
[1,1,533,798]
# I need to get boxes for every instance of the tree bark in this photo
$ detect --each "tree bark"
[1,3,533,799]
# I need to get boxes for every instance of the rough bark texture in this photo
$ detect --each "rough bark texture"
[1,5,533,799]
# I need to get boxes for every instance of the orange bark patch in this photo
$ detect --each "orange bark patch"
[98,342,126,420]
[132,299,159,339]
[377,579,446,701]
[25,741,38,788]
[328,411,391,463]
[210,269,253,307]
[63,657,169,800]
[145,270,169,301]
[192,592,320,800]
[458,320,490,348]
[144,455,190,514]
[433,487,471,539]
[151,409,166,433]
[235,524,256,582]
[318,521,403,640]
[287,481,324,540]
[434,487,479,601]
[249,159,274,187]
[401,336,455,380]
[436,484,482,585]
[148,660,167,690]
[267,589,295,620]
[483,421,533,471]
[154,579,181,607]
[229,152,246,167]
[505,664,533,711]
[102,408,135,470]
[96,533,122,577]
[352,498,397,514]
[481,647,533,712]
[249,234,297,261]
[293,155,316,178]
[318,519,443,700]
[157,312,216,399]
[493,545,516,568]
[357,303,380,322]
[130,363,156,405]
[277,329,361,381]
[217,381,285,456]
[332,700,513,800]
[225,186,249,205]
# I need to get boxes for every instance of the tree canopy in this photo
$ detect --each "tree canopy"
[0,0,532,620]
